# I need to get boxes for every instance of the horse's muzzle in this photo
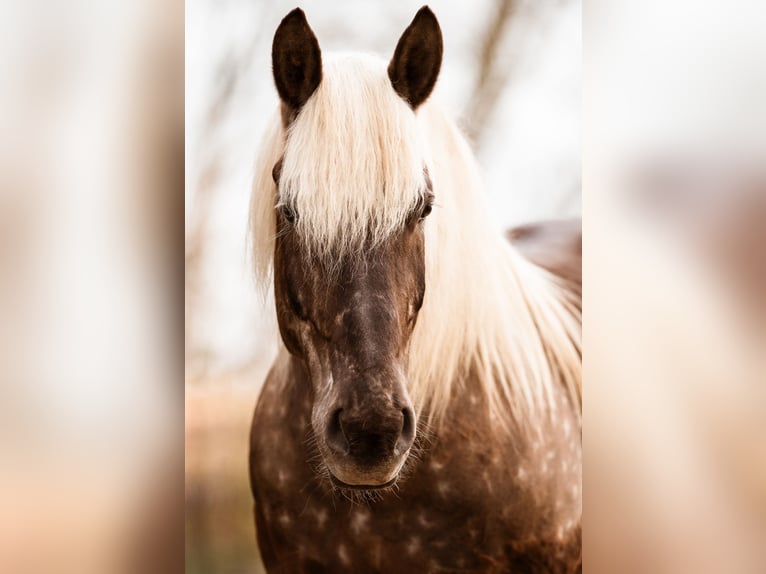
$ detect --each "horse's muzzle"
[322,404,416,487]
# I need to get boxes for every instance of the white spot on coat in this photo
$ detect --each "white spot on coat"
[338,544,350,565]
[407,537,420,555]
[351,510,369,535]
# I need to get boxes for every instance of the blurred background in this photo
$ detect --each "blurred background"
[0,0,183,572]
[185,1,580,572]
[4,0,761,572]
[584,1,766,571]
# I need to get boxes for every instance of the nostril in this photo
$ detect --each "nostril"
[402,407,415,441]
[395,407,416,455]
[326,408,349,456]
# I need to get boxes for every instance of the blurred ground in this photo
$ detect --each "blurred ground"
[186,368,269,574]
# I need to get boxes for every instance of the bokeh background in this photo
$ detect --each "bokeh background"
[1,0,763,572]
[584,1,766,571]
[185,1,580,572]
[1,0,183,572]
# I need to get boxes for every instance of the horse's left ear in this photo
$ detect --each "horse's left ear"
[388,6,443,110]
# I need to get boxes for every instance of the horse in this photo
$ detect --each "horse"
[248,7,582,572]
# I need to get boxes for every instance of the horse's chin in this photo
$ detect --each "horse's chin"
[324,456,408,491]
[328,472,398,490]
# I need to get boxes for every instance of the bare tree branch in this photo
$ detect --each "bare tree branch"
[465,0,517,145]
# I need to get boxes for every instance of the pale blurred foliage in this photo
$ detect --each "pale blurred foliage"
[584,0,766,571]
[0,0,183,572]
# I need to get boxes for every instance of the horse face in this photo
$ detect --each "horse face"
[273,208,428,488]
[268,6,442,488]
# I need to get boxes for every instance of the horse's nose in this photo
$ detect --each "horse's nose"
[326,405,416,464]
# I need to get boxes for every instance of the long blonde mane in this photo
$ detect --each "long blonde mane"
[250,54,581,431]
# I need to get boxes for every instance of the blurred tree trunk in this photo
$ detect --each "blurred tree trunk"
[465,0,517,146]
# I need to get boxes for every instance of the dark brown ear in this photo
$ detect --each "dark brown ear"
[388,6,443,109]
[272,8,322,115]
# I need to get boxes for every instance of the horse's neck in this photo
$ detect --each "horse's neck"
[445,365,581,468]
[418,367,581,534]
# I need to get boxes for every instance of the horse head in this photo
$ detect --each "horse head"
[269,7,442,489]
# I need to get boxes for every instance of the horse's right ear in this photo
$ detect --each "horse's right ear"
[272,8,322,118]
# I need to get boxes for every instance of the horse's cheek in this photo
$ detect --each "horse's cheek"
[277,315,303,356]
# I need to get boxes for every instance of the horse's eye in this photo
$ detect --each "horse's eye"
[272,160,283,184]
[419,201,433,221]
[280,204,297,223]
